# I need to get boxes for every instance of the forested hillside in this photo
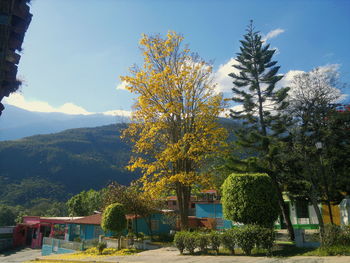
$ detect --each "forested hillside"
[0,124,139,198]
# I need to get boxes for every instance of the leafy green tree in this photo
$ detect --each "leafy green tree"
[101,203,126,249]
[282,66,350,236]
[0,178,66,207]
[103,181,162,237]
[0,205,17,226]
[67,189,103,216]
[228,21,293,239]
[28,198,68,217]
[222,173,279,227]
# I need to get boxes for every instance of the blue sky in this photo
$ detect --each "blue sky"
[4,0,350,115]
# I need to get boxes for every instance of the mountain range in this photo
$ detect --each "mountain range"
[0,104,129,141]
[0,124,139,196]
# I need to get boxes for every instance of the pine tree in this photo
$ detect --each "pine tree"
[228,21,294,240]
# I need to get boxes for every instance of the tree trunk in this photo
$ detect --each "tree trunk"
[272,178,295,241]
[176,182,190,230]
[310,185,325,241]
[327,200,334,225]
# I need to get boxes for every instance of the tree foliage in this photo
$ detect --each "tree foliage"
[121,31,227,228]
[222,173,279,227]
[0,204,17,226]
[227,21,294,240]
[101,203,127,234]
[67,189,103,216]
[103,181,162,235]
[281,66,350,233]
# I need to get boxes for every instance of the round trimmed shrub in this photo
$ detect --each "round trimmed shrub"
[222,173,279,227]
[101,203,127,234]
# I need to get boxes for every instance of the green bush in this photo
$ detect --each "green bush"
[208,231,221,254]
[256,226,275,255]
[235,225,258,256]
[196,232,209,253]
[174,231,186,254]
[96,242,107,255]
[184,232,198,255]
[306,245,350,256]
[322,224,343,247]
[221,228,237,255]
[222,173,279,227]
[342,225,350,245]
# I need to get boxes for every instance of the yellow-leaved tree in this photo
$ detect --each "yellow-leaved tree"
[121,31,227,229]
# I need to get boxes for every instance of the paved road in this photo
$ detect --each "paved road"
[42,247,350,263]
[0,248,41,262]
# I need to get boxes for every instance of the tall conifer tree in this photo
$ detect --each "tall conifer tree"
[228,21,294,240]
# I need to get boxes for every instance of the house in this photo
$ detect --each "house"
[13,216,82,248]
[66,210,175,241]
[127,211,175,236]
[67,214,109,241]
[185,190,327,230]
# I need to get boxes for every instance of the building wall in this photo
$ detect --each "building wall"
[0,226,14,251]
[322,204,341,225]
[196,203,223,218]
[132,213,172,236]
[288,202,319,229]
[195,203,232,230]
[67,224,112,241]
[196,202,320,230]
[42,244,75,256]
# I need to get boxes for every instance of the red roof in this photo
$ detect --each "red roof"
[69,214,102,225]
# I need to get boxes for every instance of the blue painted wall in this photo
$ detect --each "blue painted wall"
[196,203,223,218]
[67,224,113,241]
[195,203,233,230]
[42,244,76,256]
[67,213,173,241]
[132,213,172,236]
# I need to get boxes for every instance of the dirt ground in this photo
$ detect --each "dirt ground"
[0,248,41,263]
[39,247,350,263]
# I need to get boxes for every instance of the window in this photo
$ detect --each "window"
[94,226,104,238]
[151,220,159,231]
[296,200,309,218]
[172,201,176,206]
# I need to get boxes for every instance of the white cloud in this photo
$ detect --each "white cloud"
[103,109,132,117]
[279,64,341,89]
[262,28,285,42]
[116,81,129,91]
[214,58,239,93]
[4,93,132,116]
[4,93,92,115]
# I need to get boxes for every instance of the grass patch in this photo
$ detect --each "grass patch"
[303,245,350,256]
[272,243,316,257]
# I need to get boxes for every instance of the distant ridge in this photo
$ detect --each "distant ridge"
[0,104,129,141]
[0,124,139,194]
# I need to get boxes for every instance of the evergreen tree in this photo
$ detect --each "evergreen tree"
[228,21,294,240]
